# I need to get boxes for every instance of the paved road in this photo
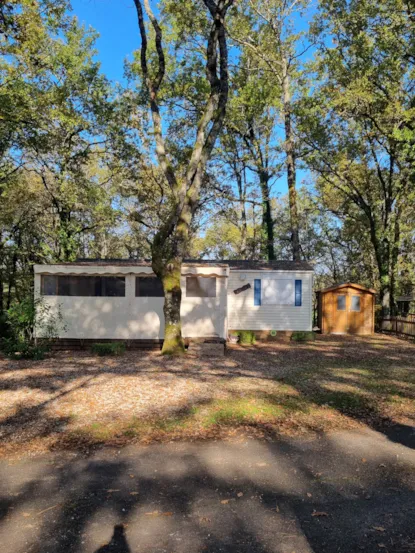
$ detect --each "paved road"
[0,428,414,553]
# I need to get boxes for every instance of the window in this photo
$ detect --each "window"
[136,277,164,297]
[337,294,346,310]
[261,279,295,305]
[40,275,125,297]
[351,295,361,311]
[186,277,216,298]
[41,275,58,296]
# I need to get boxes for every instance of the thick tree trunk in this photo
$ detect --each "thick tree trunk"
[161,265,184,354]
[151,205,192,355]
[282,61,301,261]
[259,171,275,260]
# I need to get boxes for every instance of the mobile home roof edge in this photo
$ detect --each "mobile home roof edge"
[34,259,314,272]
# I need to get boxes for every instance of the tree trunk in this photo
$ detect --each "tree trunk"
[134,0,233,354]
[151,204,192,355]
[235,166,247,257]
[389,211,400,316]
[6,249,17,309]
[282,60,301,261]
[161,265,184,354]
[259,171,275,260]
[0,237,3,318]
[0,271,3,320]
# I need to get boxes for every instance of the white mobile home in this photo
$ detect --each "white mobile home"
[34,259,314,343]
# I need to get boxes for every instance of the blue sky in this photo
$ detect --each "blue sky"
[72,0,139,84]
[71,0,312,196]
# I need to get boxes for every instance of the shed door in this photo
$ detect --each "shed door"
[332,293,348,333]
[348,293,364,334]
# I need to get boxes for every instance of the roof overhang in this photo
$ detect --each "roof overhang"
[33,264,229,278]
[318,282,376,294]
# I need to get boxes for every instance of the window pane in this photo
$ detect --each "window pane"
[41,275,57,295]
[186,277,216,298]
[262,279,294,305]
[337,295,346,310]
[136,277,164,297]
[102,277,125,297]
[351,295,361,311]
[53,276,125,297]
[58,276,97,296]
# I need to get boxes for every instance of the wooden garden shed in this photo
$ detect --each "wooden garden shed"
[317,283,375,335]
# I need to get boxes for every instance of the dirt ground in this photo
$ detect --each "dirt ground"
[0,334,414,457]
[0,334,414,552]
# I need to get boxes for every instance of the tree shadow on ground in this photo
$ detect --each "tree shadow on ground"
[0,334,414,454]
[0,428,414,553]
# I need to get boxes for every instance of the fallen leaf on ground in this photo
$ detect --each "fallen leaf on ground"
[221,499,229,504]
[130,492,139,496]
[372,526,385,532]
[237,492,243,497]
[106,489,120,493]
[307,493,312,497]
[312,511,328,517]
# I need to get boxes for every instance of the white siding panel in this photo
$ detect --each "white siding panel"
[228,271,313,331]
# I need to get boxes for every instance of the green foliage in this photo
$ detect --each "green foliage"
[91,342,126,356]
[1,338,48,360]
[237,330,256,345]
[6,297,64,342]
[291,331,315,343]
[1,296,65,360]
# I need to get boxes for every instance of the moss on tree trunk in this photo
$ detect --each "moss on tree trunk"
[161,267,185,355]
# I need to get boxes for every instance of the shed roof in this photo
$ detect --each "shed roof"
[318,282,376,294]
[46,259,314,272]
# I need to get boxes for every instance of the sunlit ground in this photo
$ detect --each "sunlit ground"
[0,334,414,457]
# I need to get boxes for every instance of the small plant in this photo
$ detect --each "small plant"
[291,331,315,342]
[91,342,126,356]
[237,330,256,345]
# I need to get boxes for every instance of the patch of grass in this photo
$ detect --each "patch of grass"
[314,391,371,412]
[291,331,315,342]
[91,342,126,356]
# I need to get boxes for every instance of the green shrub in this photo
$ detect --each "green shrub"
[91,342,126,356]
[1,297,65,360]
[237,330,256,345]
[2,337,48,360]
[291,331,315,342]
